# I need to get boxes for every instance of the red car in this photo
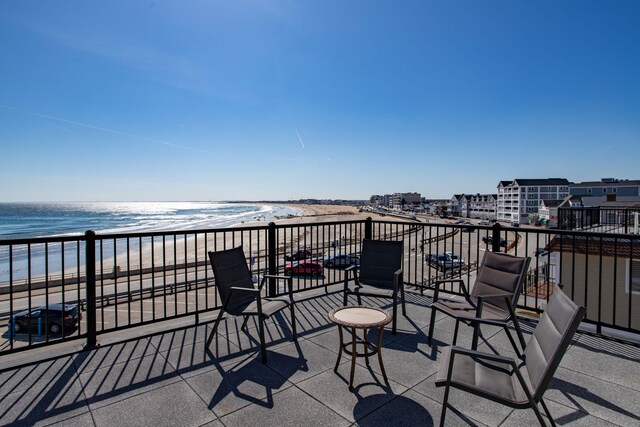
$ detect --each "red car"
[284,261,323,276]
[283,249,312,261]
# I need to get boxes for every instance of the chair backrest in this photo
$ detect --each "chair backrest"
[524,288,585,401]
[358,239,403,289]
[208,247,256,314]
[471,252,531,312]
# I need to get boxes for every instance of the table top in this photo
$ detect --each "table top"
[328,306,391,328]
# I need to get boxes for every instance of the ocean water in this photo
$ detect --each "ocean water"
[0,202,301,239]
[0,202,301,280]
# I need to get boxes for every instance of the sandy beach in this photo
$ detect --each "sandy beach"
[267,203,374,224]
[32,204,410,284]
[101,204,399,275]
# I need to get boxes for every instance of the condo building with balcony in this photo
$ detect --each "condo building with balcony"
[497,178,571,224]
[459,193,498,220]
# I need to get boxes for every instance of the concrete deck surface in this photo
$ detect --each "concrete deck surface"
[1,286,639,426]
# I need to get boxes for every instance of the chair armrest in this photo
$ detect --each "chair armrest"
[229,286,261,294]
[263,274,291,281]
[263,274,295,297]
[344,265,359,290]
[392,268,403,292]
[441,346,518,391]
[257,274,295,298]
[448,346,517,366]
[432,279,470,304]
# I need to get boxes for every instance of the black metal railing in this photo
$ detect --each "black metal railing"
[1,217,639,356]
[558,206,640,233]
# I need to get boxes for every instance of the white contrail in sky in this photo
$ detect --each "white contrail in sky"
[598,145,613,157]
[0,103,213,155]
[296,129,306,149]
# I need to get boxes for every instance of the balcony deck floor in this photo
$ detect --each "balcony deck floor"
[1,285,639,426]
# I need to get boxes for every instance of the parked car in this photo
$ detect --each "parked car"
[482,235,507,247]
[284,249,311,261]
[284,261,323,276]
[427,252,466,271]
[11,303,81,335]
[478,221,490,226]
[511,221,520,228]
[459,222,475,232]
[535,248,549,257]
[323,254,360,268]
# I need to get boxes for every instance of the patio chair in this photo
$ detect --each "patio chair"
[427,251,531,355]
[205,247,297,364]
[435,288,585,426]
[343,239,405,334]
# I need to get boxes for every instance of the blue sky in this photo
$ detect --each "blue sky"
[1,1,639,201]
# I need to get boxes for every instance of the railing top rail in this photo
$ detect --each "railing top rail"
[0,234,87,246]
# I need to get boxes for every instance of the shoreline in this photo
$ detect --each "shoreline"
[1,204,408,284]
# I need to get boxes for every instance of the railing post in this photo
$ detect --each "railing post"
[491,223,502,253]
[267,222,277,297]
[624,209,629,234]
[84,230,98,349]
[365,217,373,240]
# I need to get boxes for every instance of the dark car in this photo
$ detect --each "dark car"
[323,254,360,268]
[482,235,507,247]
[284,249,311,261]
[427,252,465,271]
[11,303,81,335]
[284,261,323,276]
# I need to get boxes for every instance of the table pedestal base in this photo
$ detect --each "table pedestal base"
[334,325,389,391]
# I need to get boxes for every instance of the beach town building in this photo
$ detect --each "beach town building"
[391,192,421,209]
[449,194,464,216]
[497,178,571,225]
[570,178,640,197]
[538,195,585,228]
[421,199,451,215]
[458,193,498,220]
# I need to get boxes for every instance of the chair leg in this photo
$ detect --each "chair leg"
[428,306,437,346]
[290,302,297,340]
[258,315,267,364]
[540,398,556,427]
[504,325,522,358]
[439,384,451,427]
[530,399,548,426]
[400,285,407,316]
[241,315,249,330]
[343,291,348,306]
[206,308,225,347]
[471,322,480,350]
[453,320,460,346]
[357,294,362,305]
[392,298,398,335]
[512,317,527,351]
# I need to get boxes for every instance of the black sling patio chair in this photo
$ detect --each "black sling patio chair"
[205,247,297,364]
[427,251,531,356]
[343,239,405,334]
[435,288,585,426]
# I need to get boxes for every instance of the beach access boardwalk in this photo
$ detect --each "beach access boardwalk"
[0,285,638,426]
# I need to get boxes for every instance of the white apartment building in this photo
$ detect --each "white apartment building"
[460,194,498,220]
[497,179,571,224]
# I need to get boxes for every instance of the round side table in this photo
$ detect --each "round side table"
[328,305,392,390]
